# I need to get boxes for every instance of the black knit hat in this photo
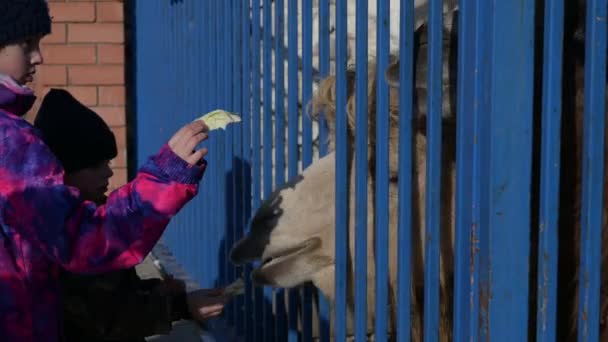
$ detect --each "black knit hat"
[34,89,118,173]
[0,0,52,46]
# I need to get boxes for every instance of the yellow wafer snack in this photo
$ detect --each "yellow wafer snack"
[195,109,242,131]
[223,278,245,297]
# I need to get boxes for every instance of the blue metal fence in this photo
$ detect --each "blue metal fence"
[132,0,606,341]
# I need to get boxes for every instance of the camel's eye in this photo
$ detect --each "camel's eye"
[389,174,399,183]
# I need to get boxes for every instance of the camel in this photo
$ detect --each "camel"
[231,20,458,341]
[230,2,607,340]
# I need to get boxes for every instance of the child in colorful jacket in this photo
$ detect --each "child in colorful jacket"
[0,1,211,341]
[34,88,227,342]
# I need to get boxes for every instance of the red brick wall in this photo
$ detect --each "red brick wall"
[28,0,127,191]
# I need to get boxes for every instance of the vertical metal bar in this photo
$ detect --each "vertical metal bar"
[287,0,299,180]
[477,1,495,340]
[302,0,314,168]
[535,0,564,340]
[212,0,222,290]
[304,0,317,336]
[167,0,176,264]
[578,0,607,340]
[232,0,245,327]
[397,0,414,341]
[302,2,314,339]
[484,0,536,340]
[452,0,485,339]
[206,0,218,290]
[318,0,331,158]
[218,127,228,286]
[196,0,205,283]
[263,0,273,196]
[154,0,166,239]
[221,0,232,295]
[334,0,349,340]
[454,0,492,342]
[251,0,261,219]
[181,1,188,270]
[225,127,235,323]
[197,3,209,288]
[262,0,273,198]
[223,0,236,324]
[196,0,205,287]
[317,1,332,340]
[473,0,493,338]
[165,0,175,259]
[201,2,211,281]
[354,0,369,340]
[213,135,222,285]
[178,0,188,276]
[185,0,193,283]
[251,0,264,340]
[262,0,276,340]
[423,0,443,340]
[287,0,300,340]
[241,1,254,339]
[374,0,390,340]
[274,0,286,192]
[274,0,287,339]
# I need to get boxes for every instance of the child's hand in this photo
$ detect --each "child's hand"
[168,120,210,165]
[186,288,228,321]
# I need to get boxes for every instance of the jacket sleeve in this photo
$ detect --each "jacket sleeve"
[0,123,206,274]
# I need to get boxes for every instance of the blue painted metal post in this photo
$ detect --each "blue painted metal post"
[354,0,369,340]
[251,1,265,340]
[274,0,286,217]
[286,0,301,340]
[535,0,564,340]
[374,0,390,340]
[240,1,254,339]
[262,0,273,196]
[318,0,330,158]
[483,1,535,340]
[212,0,224,291]
[423,0,443,340]
[301,1,314,338]
[438,2,494,341]
[230,0,243,328]
[453,0,487,340]
[274,0,288,340]
[397,0,414,341]
[262,1,276,340]
[316,0,331,340]
[334,0,349,340]
[220,0,233,306]
[578,1,607,340]
[190,0,200,285]
[302,0,314,168]
[287,0,299,181]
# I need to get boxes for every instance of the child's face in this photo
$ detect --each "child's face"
[64,161,114,205]
[0,36,44,85]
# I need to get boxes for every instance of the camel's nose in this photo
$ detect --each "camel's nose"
[229,237,263,264]
[229,188,288,265]
[250,192,284,228]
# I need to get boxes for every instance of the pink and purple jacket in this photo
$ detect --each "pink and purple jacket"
[0,76,206,342]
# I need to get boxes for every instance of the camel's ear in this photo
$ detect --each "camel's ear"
[385,61,400,88]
